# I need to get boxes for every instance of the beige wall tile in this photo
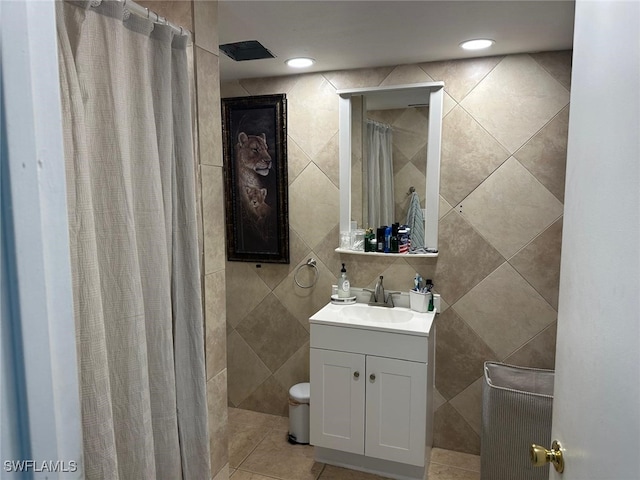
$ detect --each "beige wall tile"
[236,294,309,372]
[380,64,434,86]
[377,258,425,293]
[137,0,193,31]
[324,67,395,90]
[433,212,504,304]
[515,106,570,202]
[421,56,503,103]
[286,137,313,186]
[197,47,223,166]
[221,81,250,98]
[237,376,289,416]
[440,105,510,206]
[288,74,339,159]
[273,256,337,331]
[227,331,271,406]
[254,229,311,290]
[314,133,340,188]
[225,262,270,327]
[453,263,557,359]
[461,54,569,153]
[505,321,557,370]
[530,50,573,90]
[228,406,282,427]
[288,163,340,250]
[449,378,483,435]
[439,195,453,219]
[208,369,229,477]
[459,157,564,259]
[206,270,227,379]
[273,342,310,392]
[434,308,497,400]
[433,403,480,455]
[194,1,218,54]
[510,217,563,310]
[392,107,429,160]
[239,76,302,96]
[202,165,226,273]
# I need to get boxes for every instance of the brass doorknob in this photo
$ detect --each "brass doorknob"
[530,440,564,473]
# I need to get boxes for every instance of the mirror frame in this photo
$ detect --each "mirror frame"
[337,82,444,254]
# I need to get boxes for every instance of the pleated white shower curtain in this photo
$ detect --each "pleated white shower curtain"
[56,1,210,478]
[366,120,395,227]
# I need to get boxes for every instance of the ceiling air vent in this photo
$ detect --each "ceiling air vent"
[219,40,276,61]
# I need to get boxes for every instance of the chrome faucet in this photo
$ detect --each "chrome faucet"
[364,276,401,307]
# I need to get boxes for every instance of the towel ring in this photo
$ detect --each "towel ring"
[294,258,319,289]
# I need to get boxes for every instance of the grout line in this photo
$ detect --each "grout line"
[231,425,272,471]
[430,458,481,473]
[315,462,326,479]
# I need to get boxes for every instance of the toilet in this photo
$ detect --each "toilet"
[287,382,310,444]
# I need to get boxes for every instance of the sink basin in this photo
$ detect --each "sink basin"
[341,304,413,323]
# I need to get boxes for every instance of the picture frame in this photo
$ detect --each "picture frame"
[221,94,289,263]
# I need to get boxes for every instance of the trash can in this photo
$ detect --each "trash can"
[288,382,310,445]
[481,362,554,480]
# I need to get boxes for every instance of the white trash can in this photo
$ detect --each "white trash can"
[288,382,310,444]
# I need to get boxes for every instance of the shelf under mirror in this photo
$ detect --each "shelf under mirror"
[335,248,438,258]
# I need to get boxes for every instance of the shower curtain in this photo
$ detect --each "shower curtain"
[56,2,210,479]
[366,120,395,227]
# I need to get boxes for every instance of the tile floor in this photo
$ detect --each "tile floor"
[228,407,480,480]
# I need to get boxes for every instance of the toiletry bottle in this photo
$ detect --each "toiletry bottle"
[425,278,435,311]
[365,228,375,252]
[391,223,399,253]
[376,227,386,253]
[384,225,392,253]
[338,263,351,298]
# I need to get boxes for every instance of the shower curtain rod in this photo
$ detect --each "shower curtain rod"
[117,0,191,38]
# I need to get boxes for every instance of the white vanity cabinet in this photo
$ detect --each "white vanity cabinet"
[309,303,436,480]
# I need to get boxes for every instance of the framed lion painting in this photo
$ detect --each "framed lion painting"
[221,94,289,263]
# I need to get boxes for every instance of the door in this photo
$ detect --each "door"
[547,1,639,479]
[310,348,365,454]
[365,356,427,467]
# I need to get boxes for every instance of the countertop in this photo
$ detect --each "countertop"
[309,301,436,336]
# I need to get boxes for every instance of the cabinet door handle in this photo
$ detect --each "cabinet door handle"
[370,373,376,381]
[353,371,360,379]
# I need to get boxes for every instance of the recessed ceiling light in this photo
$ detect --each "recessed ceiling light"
[285,57,315,68]
[460,39,495,50]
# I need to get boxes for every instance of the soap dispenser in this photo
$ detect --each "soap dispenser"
[338,263,351,298]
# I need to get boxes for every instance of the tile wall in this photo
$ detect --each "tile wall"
[136,1,229,478]
[222,51,572,455]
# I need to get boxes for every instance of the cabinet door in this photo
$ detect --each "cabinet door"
[310,348,365,454]
[365,356,427,466]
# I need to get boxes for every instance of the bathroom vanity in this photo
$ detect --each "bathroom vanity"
[309,302,436,480]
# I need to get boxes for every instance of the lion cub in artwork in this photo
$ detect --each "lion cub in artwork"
[236,132,274,237]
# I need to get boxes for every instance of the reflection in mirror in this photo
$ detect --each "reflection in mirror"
[352,105,429,231]
[338,83,443,253]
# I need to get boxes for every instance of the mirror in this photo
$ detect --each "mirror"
[337,82,444,254]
